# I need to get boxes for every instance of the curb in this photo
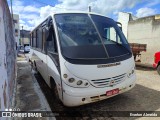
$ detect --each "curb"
[12,53,56,120]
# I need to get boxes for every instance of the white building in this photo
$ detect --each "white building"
[13,14,20,46]
[118,12,160,66]
[118,12,137,39]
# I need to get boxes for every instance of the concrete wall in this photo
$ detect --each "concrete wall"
[0,0,16,111]
[23,38,30,45]
[128,16,160,65]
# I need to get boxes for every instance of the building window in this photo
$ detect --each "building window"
[15,29,18,36]
[15,29,18,33]
[13,20,17,24]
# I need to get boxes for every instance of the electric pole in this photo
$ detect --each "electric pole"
[89,6,91,12]
[22,26,23,46]
[10,0,13,19]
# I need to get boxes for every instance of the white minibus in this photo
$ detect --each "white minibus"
[29,12,136,106]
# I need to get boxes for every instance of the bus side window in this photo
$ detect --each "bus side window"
[110,27,122,44]
[42,28,46,52]
[47,25,58,53]
[33,31,36,47]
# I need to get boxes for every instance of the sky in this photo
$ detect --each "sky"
[7,0,160,31]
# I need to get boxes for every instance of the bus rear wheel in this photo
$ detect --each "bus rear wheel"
[33,61,39,74]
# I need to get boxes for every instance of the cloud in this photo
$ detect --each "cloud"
[23,6,40,13]
[39,5,57,18]
[20,14,39,20]
[38,0,143,21]
[89,0,142,15]
[20,23,34,31]
[146,0,160,7]
[9,0,145,30]
[136,7,156,17]
[54,0,142,15]
[19,20,25,24]
[28,20,35,25]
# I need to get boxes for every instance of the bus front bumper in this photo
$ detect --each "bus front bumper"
[62,75,136,107]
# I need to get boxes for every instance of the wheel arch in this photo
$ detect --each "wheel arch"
[49,76,57,88]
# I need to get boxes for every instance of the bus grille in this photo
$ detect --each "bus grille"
[91,73,126,87]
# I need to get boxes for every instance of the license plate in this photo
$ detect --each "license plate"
[106,88,119,96]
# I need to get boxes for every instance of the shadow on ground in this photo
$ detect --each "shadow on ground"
[136,65,155,71]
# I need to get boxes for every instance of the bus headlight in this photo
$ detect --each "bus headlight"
[63,76,90,88]
[84,82,89,86]
[128,68,135,78]
[68,78,75,83]
[77,80,83,85]
[63,74,68,78]
[62,69,90,87]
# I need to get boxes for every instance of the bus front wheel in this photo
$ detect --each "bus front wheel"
[50,78,59,99]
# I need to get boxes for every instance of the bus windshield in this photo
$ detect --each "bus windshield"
[55,13,131,60]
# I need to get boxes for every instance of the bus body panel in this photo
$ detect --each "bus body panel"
[46,56,62,100]
[30,48,63,100]
[30,12,136,106]
[59,56,136,106]
[32,50,49,84]
[62,77,136,106]
[64,57,135,81]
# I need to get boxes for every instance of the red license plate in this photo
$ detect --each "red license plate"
[106,88,119,96]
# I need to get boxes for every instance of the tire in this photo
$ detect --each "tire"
[157,65,160,75]
[50,79,61,103]
[34,61,39,74]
